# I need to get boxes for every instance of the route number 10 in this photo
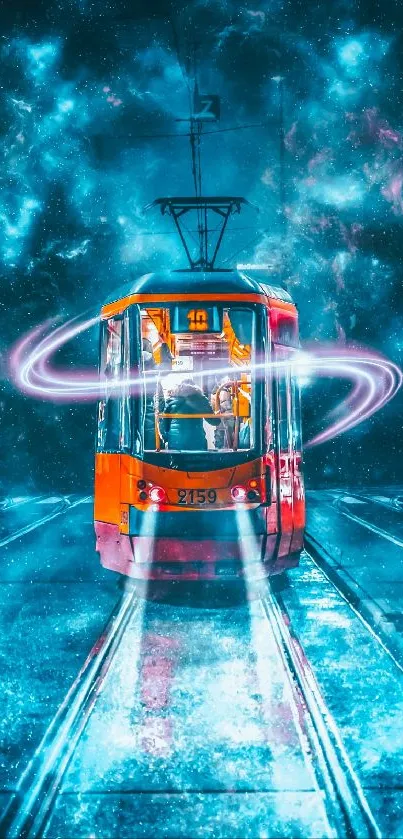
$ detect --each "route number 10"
[187,309,209,331]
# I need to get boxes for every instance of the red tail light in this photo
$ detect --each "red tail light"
[247,478,261,501]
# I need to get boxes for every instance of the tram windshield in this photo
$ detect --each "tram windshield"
[138,304,258,457]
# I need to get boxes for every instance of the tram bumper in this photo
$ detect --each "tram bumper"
[95,506,277,581]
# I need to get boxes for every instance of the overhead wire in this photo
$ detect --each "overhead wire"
[140,15,270,269]
[185,38,205,264]
[132,225,258,235]
[221,229,270,267]
[169,16,192,104]
[101,120,274,142]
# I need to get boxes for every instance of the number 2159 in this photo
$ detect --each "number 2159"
[177,489,217,504]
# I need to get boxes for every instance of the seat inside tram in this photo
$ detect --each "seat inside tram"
[139,304,256,454]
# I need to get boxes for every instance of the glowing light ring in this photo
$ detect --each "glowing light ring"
[8,316,402,448]
[302,356,400,447]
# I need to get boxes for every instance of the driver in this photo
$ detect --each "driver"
[142,338,165,450]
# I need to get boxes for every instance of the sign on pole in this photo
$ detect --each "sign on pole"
[193,91,220,121]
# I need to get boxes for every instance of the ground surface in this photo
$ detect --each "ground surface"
[0,495,118,801]
[1,490,403,838]
[306,487,403,656]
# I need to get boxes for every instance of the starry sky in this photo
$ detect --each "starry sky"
[1,0,403,491]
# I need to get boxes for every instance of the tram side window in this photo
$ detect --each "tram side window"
[121,313,131,450]
[278,374,290,453]
[275,347,292,454]
[97,315,131,452]
[276,317,299,348]
[291,377,302,452]
[264,319,273,452]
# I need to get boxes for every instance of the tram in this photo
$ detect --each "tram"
[94,197,305,580]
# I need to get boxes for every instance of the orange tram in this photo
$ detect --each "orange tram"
[94,267,305,581]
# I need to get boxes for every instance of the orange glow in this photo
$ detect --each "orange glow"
[187,308,209,331]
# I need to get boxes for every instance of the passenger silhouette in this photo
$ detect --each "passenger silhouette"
[213,377,235,449]
[163,378,220,451]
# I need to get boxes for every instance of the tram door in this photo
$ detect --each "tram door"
[274,345,294,558]
[95,312,132,529]
[290,374,305,554]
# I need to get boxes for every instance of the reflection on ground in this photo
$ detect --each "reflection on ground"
[1,492,403,838]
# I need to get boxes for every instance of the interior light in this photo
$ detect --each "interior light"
[149,485,166,503]
[231,485,247,502]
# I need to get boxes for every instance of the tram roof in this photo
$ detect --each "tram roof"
[102,269,294,307]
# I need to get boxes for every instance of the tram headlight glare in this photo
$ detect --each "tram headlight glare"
[231,485,247,502]
[149,485,166,503]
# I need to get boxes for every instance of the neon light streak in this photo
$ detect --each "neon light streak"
[8,316,402,448]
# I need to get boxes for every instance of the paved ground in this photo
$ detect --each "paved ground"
[46,597,333,839]
[42,544,403,839]
[281,552,403,839]
[0,496,118,808]
[306,487,403,659]
[2,490,403,837]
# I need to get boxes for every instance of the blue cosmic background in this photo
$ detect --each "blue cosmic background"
[1,0,402,491]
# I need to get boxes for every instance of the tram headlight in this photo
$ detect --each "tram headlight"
[231,485,247,502]
[149,485,167,504]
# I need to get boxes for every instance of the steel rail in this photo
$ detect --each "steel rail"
[332,501,403,549]
[0,496,44,512]
[331,489,403,514]
[0,589,139,839]
[0,496,91,549]
[304,536,403,675]
[262,587,382,839]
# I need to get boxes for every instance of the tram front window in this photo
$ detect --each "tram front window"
[138,304,257,455]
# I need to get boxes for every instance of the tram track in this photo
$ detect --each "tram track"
[305,535,403,674]
[0,496,92,550]
[331,489,403,515]
[331,498,403,549]
[262,587,381,839]
[0,496,44,512]
[0,589,139,839]
[1,573,383,839]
